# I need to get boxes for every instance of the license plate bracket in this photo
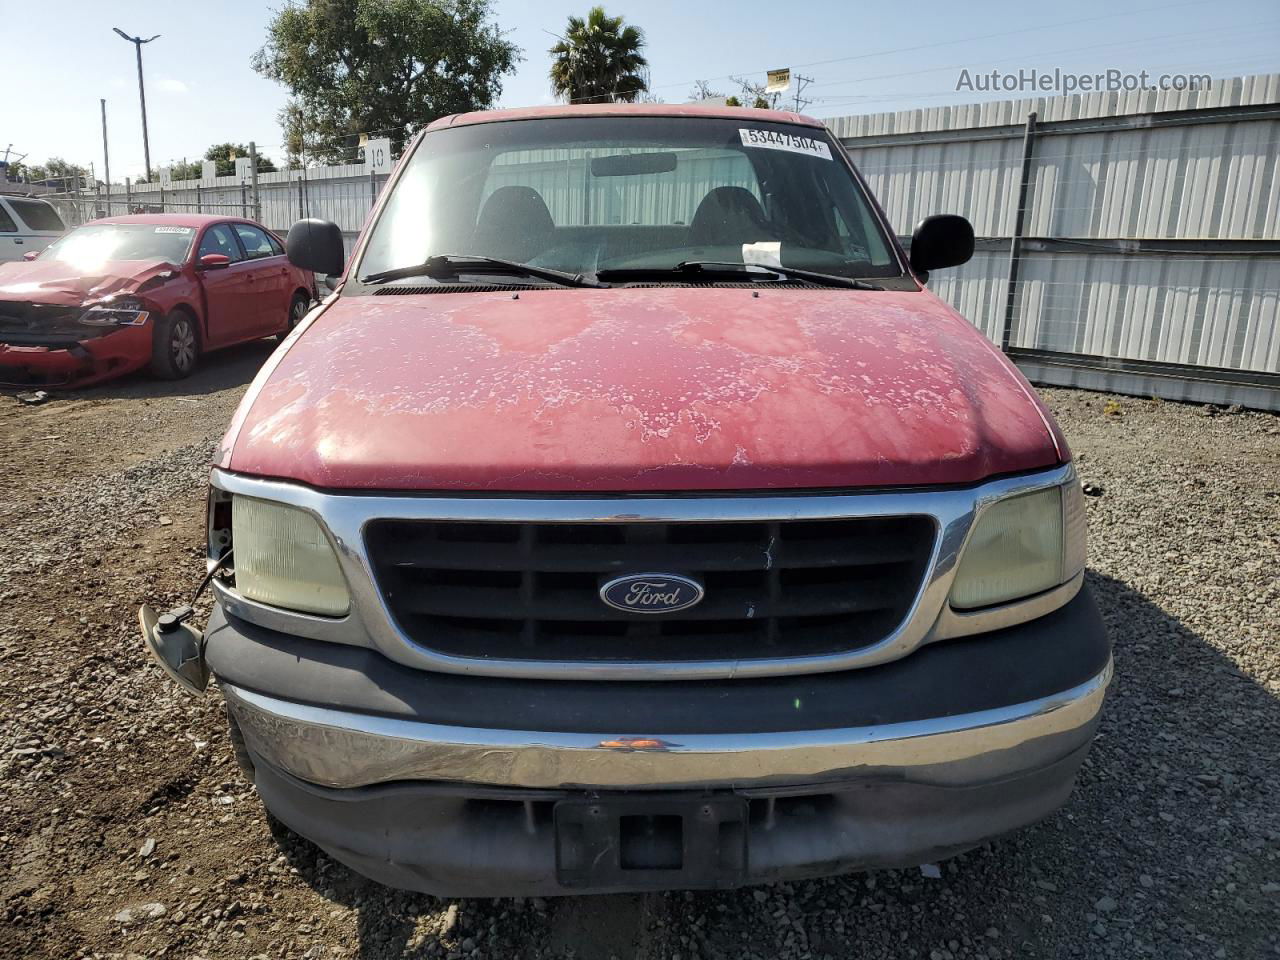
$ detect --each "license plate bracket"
[554,795,748,889]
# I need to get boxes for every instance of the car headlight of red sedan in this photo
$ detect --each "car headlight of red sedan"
[78,297,151,326]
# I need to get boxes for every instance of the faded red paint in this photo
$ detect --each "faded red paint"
[225,286,1066,492]
[0,214,313,388]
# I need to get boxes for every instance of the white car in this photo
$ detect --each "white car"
[0,196,67,263]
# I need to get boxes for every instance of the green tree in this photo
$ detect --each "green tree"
[253,0,520,163]
[20,158,88,184]
[202,143,277,177]
[549,7,648,104]
[167,159,202,181]
[166,145,276,182]
[8,158,88,185]
[6,160,36,182]
[730,76,778,110]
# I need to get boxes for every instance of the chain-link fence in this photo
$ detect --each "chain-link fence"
[31,150,398,252]
[38,190,249,230]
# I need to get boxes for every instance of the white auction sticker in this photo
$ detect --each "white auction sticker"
[154,226,193,234]
[739,128,832,160]
[742,241,783,268]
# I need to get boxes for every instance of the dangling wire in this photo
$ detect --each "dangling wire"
[188,549,234,606]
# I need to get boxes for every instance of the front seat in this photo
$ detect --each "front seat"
[471,186,555,263]
[689,186,773,247]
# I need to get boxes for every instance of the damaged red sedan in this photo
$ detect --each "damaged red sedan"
[0,214,315,387]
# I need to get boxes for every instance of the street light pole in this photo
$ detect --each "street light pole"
[112,28,160,181]
[100,99,110,215]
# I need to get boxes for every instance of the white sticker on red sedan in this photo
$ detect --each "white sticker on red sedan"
[738,128,832,160]
[154,226,193,234]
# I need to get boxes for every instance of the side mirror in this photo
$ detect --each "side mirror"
[286,218,345,277]
[22,251,38,261]
[198,253,231,270]
[909,214,974,274]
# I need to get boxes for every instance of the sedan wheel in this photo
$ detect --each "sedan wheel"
[149,310,200,380]
[171,316,197,374]
[289,294,309,329]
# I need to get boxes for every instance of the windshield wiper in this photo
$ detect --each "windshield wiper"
[361,254,606,288]
[594,260,884,290]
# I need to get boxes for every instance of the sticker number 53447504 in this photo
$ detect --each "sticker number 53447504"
[738,128,832,160]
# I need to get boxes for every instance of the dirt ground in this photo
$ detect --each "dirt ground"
[1,343,1277,959]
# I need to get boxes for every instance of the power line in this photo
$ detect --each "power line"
[639,0,1204,95]
[808,19,1277,93]
[811,55,1280,114]
[790,75,815,113]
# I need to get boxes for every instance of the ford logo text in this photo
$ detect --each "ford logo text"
[599,573,705,615]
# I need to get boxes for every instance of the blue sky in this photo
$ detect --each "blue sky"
[5,0,1277,180]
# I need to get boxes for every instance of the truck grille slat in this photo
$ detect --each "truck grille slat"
[365,516,935,663]
[374,530,922,572]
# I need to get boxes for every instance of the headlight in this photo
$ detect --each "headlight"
[78,298,150,326]
[231,497,350,616]
[949,475,1086,610]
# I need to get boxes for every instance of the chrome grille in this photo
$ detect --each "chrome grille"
[365,516,935,663]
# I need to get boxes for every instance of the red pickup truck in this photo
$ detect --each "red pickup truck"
[144,104,1109,896]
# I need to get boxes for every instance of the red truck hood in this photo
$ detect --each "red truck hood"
[0,258,174,305]
[225,287,1063,491]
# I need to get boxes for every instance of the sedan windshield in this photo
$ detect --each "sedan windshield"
[40,223,195,269]
[354,116,901,287]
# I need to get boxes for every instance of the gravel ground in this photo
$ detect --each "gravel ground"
[1,346,1277,959]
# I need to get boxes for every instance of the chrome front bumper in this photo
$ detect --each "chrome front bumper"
[223,658,1111,791]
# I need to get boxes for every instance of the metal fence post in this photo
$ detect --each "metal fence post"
[249,141,261,222]
[1000,111,1037,352]
[241,181,247,218]
[125,177,131,214]
[159,184,165,214]
[196,182,203,214]
[370,168,378,205]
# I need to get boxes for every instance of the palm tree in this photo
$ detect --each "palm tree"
[548,7,648,104]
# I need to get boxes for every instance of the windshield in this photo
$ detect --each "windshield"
[7,198,66,232]
[354,116,901,287]
[40,223,195,269]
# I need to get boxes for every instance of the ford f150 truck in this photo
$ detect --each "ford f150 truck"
[141,104,1109,896]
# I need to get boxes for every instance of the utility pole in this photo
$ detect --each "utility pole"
[249,141,261,222]
[100,99,111,215]
[791,75,815,114]
[113,28,160,181]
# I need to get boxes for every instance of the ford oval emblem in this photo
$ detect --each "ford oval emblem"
[599,573,704,615]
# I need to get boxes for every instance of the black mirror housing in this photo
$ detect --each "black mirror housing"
[286,218,346,277]
[909,214,974,274]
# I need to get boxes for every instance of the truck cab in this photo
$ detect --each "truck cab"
[0,195,66,263]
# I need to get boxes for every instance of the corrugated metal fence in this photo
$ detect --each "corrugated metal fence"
[828,73,1280,409]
